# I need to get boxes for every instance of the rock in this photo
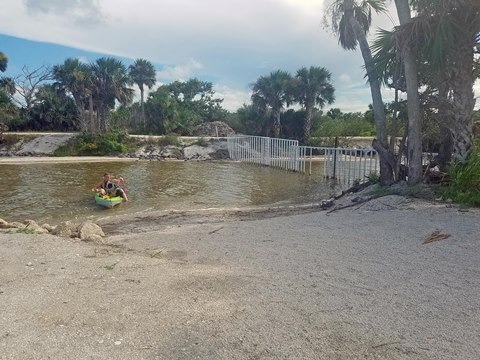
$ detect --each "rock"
[41,223,55,232]
[77,221,105,241]
[23,220,49,234]
[0,218,9,229]
[320,199,334,209]
[81,234,106,244]
[9,222,26,229]
[52,221,77,237]
[0,218,24,229]
[183,140,229,161]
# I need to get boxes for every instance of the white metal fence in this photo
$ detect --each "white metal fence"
[227,135,379,185]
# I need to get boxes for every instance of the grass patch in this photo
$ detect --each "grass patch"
[16,227,36,234]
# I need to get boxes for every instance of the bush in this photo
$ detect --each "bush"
[442,149,480,206]
[53,131,131,156]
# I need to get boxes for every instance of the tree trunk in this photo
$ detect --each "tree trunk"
[272,109,281,138]
[303,101,313,143]
[140,85,145,132]
[394,0,423,184]
[347,10,393,185]
[451,40,475,164]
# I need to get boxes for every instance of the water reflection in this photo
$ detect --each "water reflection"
[0,160,339,224]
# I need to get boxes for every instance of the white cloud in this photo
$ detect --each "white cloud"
[156,59,204,82]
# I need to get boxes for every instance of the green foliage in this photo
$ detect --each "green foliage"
[17,227,36,234]
[311,111,375,138]
[442,148,480,206]
[366,171,381,184]
[54,130,131,156]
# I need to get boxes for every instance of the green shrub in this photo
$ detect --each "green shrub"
[442,150,480,206]
[53,131,131,156]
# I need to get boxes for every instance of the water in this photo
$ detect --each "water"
[0,160,339,224]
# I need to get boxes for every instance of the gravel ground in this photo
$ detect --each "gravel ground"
[1,196,480,359]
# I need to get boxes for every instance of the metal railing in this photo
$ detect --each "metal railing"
[227,136,379,185]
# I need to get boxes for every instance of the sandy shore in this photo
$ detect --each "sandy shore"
[1,194,479,359]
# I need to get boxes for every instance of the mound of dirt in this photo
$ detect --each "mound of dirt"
[191,121,235,137]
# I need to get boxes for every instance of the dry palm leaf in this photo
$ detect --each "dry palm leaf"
[423,230,451,244]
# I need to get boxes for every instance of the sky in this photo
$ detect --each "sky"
[0,0,477,113]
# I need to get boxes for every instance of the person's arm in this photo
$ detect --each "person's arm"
[92,179,103,192]
[112,177,125,186]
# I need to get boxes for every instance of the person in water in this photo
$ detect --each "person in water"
[93,173,128,202]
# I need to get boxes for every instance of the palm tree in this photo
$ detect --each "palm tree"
[129,58,156,131]
[417,0,478,164]
[325,0,395,185]
[251,70,293,138]
[294,66,335,142]
[53,58,93,132]
[391,0,423,183]
[91,57,134,132]
[0,52,7,72]
[391,0,479,164]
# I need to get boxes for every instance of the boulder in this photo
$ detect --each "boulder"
[77,221,105,241]
[52,221,77,237]
[23,220,49,234]
[41,223,55,232]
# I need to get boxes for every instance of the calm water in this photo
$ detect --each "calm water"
[0,160,339,224]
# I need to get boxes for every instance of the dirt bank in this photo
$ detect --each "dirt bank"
[1,195,479,359]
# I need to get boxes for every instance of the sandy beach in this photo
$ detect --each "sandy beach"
[1,193,479,359]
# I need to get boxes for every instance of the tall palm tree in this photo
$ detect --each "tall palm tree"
[294,66,335,142]
[251,70,293,138]
[325,0,395,185]
[129,58,156,131]
[53,58,93,132]
[91,57,134,132]
[392,0,423,183]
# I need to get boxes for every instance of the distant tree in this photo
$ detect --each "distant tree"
[53,58,93,132]
[326,108,343,119]
[29,84,77,131]
[251,70,293,138]
[145,86,179,134]
[91,57,133,132]
[0,52,7,72]
[129,58,156,130]
[294,66,335,142]
[166,78,226,122]
[227,104,270,136]
[13,65,54,122]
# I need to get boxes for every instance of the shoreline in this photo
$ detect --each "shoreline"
[0,156,141,164]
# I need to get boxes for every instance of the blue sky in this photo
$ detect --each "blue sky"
[4,0,475,113]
